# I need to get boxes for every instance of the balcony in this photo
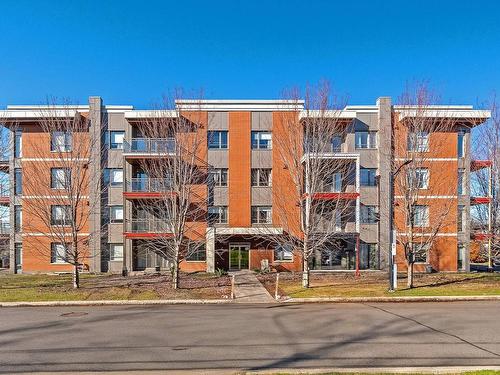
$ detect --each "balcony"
[470,196,492,205]
[0,185,9,205]
[0,158,8,171]
[123,177,174,199]
[124,218,173,239]
[123,138,175,157]
[471,160,492,172]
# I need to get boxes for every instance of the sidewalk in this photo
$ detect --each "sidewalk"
[230,270,276,303]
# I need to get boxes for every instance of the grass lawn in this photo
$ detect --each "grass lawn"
[0,272,231,302]
[257,271,500,299]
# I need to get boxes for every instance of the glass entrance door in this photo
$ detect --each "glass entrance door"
[229,244,249,270]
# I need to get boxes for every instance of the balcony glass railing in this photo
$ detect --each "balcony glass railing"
[0,222,10,234]
[127,218,173,233]
[123,138,175,154]
[126,178,173,193]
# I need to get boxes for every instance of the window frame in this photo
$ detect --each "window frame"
[209,168,228,187]
[51,242,69,264]
[109,205,124,223]
[355,131,377,149]
[105,168,124,187]
[251,206,272,225]
[411,205,429,227]
[50,131,72,152]
[360,168,377,187]
[407,131,429,152]
[207,131,228,150]
[251,168,272,187]
[413,242,430,263]
[50,205,71,226]
[51,168,71,190]
[274,244,293,262]
[207,206,228,225]
[360,205,378,224]
[186,242,207,262]
[14,168,22,196]
[109,243,124,261]
[108,131,125,150]
[251,131,272,150]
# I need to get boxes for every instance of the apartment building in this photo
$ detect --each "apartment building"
[0,97,491,274]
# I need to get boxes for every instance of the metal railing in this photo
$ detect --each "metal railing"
[127,218,173,233]
[123,138,175,154]
[126,177,173,193]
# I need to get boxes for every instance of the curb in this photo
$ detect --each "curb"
[0,299,233,307]
[246,366,500,374]
[281,295,500,303]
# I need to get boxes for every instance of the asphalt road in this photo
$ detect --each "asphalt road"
[0,302,499,373]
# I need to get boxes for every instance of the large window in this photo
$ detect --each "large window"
[14,168,22,195]
[355,131,377,149]
[251,168,272,187]
[207,131,228,149]
[186,243,206,261]
[51,243,68,264]
[457,205,466,232]
[411,205,429,227]
[331,136,343,152]
[14,130,22,158]
[209,168,228,187]
[51,131,72,152]
[458,129,465,158]
[109,243,123,261]
[14,205,22,233]
[105,169,123,187]
[51,205,71,226]
[251,131,272,149]
[360,205,378,224]
[109,206,123,223]
[408,131,429,152]
[274,244,293,262]
[108,131,125,150]
[359,243,379,270]
[413,242,430,263]
[360,168,377,186]
[207,206,228,224]
[407,168,429,189]
[323,172,342,192]
[251,206,272,224]
[51,168,71,189]
[458,168,466,195]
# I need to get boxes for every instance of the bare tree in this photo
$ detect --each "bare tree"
[13,101,104,288]
[471,96,499,267]
[128,96,208,289]
[271,82,357,288]
[393,84,458,288]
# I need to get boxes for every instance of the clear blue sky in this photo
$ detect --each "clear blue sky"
[1,0,499,108]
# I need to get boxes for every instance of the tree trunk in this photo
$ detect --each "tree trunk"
[172,261,180,289]
[302,256,310,288]
[73,263,80,289]
[407,262,414,288]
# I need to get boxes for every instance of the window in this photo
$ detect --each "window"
[109,131,125,150]
[251,168,272,187]
[14,130,22,158]
[361,205,378,224]
[51,168,71,189]
[323,173,342,192]
[51,131,72,152]
[51,205,71,226]
[207,206,228,224]
[274,244,293,262]
[209,168,228,187]
[51,243,68,264]
[458,129,465,158]
[411,205,429,227]
[14,168,22,195]
[186,243,206,261]
[251,206,272,224]
[331,136,342,152]
[408,168,429,189]
[109,206,123,223]
[457,243,465,270]
[14,205,22,233]
[105,169,123,187]
[458,168,466,195]
[457,205,466,232]
[207,131,228,149]
[413,242,429,263]
[251,131,272,149]
[109,244,123,261]
[359,243,379,270]
[355,131,377,149]
[408,131,429,152]
[360,168,377,186]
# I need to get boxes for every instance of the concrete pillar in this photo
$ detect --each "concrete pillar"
[377,97,392,270]
[206,227,215,273]
[88,96,103,273]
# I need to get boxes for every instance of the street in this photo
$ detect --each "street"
[0,302,499,373]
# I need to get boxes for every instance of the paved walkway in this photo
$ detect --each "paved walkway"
[230,269,276,303]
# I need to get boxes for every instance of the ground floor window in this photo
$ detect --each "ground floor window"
[109,243,123,261]
[186,243,206,261]
[133,242,169,270]
[274,244,293,262]
[457,243,465,271]
[359,243,379,270]
[51,243,68,264]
